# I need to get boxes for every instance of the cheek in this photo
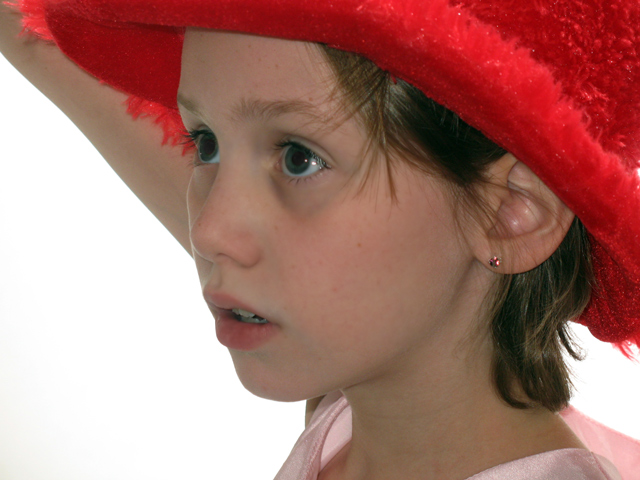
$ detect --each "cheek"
[186,173,216,281]
[186,168,216,224]
[275,216,381,297]
[230,187,468,400]
[274,190,461,336]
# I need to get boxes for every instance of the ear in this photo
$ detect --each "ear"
[470,154,575,274]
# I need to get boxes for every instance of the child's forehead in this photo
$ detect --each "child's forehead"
[179,30,353,130]
[180,30,329,97]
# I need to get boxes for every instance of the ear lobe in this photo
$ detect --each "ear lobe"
[475,156,575,274]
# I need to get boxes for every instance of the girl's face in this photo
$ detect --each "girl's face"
[179,30,491,401]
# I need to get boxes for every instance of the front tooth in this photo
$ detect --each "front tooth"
[233,308,256,318]
[242,316,268,324]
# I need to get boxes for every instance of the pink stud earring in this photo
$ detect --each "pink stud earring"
[489,256,502,268]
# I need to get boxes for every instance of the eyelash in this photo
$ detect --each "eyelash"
[182,129,331,184]
[181,128,207,155]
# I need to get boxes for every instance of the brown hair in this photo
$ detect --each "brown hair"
[318,45,594,411]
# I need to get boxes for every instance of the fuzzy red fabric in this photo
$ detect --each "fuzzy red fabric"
[10,0,640,349]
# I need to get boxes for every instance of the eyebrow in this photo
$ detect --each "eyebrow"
[177,94,325,126]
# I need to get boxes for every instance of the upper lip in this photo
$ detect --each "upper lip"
[203,289,270,320]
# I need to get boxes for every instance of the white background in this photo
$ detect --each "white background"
[1,53,639,479]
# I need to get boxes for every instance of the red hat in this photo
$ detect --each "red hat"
[13,0,640,350]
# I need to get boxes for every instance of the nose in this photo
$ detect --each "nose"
[188,159,264,269]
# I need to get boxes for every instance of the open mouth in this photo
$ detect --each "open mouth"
[232,308,269,324]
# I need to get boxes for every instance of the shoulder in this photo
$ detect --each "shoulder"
[467,449,621,480]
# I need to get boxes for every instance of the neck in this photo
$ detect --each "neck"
[324,335,584,480]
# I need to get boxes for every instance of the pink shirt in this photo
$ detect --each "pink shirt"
[275,391,639,480]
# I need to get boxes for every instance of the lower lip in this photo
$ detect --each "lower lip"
[215,309,278,351]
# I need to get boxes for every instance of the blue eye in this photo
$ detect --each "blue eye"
[197,131,220,164]
[279,142,328,177]
[186,129,220,165]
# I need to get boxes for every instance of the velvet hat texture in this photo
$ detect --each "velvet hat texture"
[11,0,640,350]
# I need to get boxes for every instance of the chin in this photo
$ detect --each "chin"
[230,354,328,402]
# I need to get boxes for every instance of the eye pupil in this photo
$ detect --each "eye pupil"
[291,150,308,167]
[285,147,313,175]
[198,134,219,163]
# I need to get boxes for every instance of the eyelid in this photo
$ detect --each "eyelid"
[182,127,210,145]
[274,138,330,165]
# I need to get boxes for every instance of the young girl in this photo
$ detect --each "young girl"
[1,0,639,479]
